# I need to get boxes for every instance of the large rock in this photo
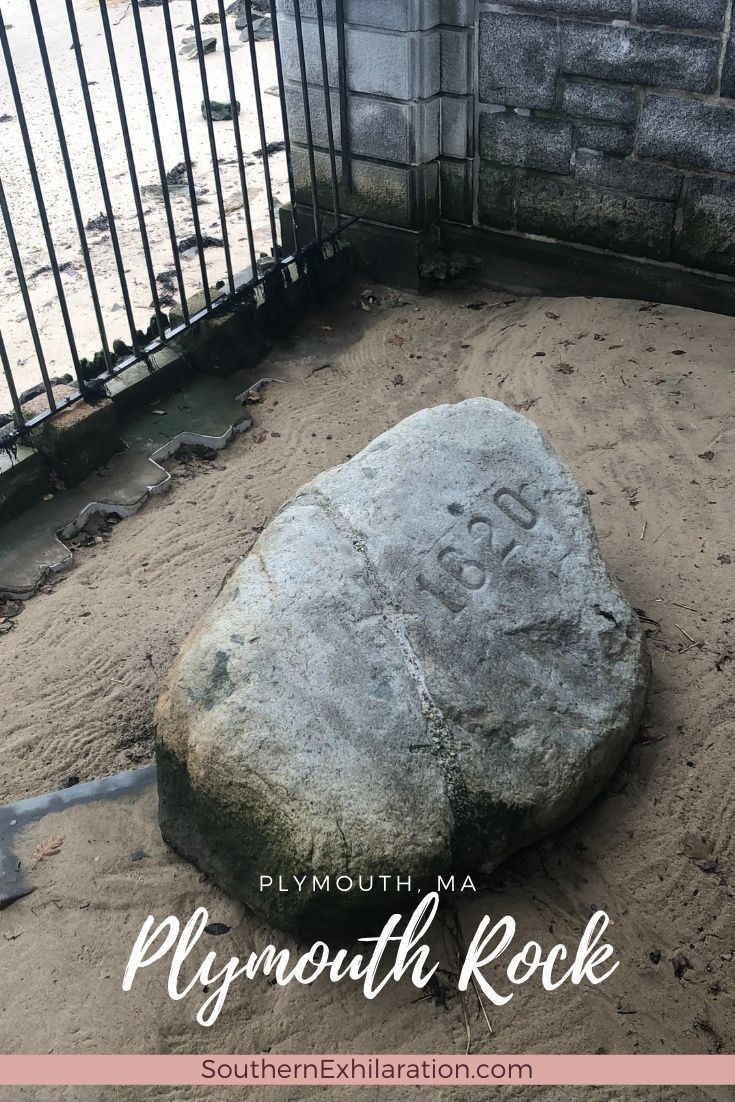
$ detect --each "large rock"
[156,400,649,935]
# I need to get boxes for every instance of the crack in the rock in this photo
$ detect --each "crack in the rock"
[305,488,471,846]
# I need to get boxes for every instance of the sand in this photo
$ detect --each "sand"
[1,281,734,1099]
[0,0,285,411]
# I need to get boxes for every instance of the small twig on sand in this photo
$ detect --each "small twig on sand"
[675,624,703,651]
[672,602,698,614]
[113,2,131,24]
[640,521,647,541]
[652,524,671,545]
[470,976,494,1037]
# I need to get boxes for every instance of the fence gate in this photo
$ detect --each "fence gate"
[0,0,349,451]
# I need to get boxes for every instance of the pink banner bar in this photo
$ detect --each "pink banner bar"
[0,1056,734,1086]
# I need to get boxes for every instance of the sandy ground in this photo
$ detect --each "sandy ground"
[0,281,734,1098]
[0,0,285,411]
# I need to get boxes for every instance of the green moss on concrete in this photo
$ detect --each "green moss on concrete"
[30,399,122,488]
[677,181,735,274]
[515,175,675,259]
[478,165,515,229]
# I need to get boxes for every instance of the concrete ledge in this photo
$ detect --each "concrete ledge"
[439,220,735,315]
[281,204,439,291]
[0,445,50,525]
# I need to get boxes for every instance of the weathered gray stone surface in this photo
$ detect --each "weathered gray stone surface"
[477,165,514,227]
[722,30,735,100]
[677,177,735,273]
[509,0,627,13]
[156,400,649,935]
[639,95,735,173]
[562,81,637,125]
[480,112,573,174]
[575,150,682,202]
[479,12,558,109]
[515,176,674,258]
[560,24,720,93]
[637,0,727,30]
[439,158,473,221]
[441,27,472,95]
[278,0,442,29]
[576,123,634,155]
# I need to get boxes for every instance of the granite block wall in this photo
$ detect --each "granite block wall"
[277,0,471,230]
[476,0,735,274]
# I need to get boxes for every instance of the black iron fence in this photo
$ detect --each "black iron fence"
[0,0,347,446]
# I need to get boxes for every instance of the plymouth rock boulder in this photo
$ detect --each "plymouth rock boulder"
[155,399,649,935]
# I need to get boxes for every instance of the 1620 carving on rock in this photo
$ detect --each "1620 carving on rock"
[417,486,540,613]
[155,399,650,937]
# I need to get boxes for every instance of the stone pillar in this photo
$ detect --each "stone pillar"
[438,0,474,224]
[276,0,444,283]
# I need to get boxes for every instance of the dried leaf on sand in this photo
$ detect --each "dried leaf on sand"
[682,832,717,873]
[32,836,65,868]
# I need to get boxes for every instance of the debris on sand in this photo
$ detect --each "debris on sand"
[85,211,108,233]
[177,233,224,254]
[179,34,216,60]
[29,261,74,279]
[252,140,285,158]
[32,836,65,868]
[239,14,272,40]
[202,98,240,122]
[165,162,190,186]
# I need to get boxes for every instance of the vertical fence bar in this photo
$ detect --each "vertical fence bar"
[216,0,258,277]
[0,16,84,392]
[28,0,112,376]
[314,0,341,228]
[97,0,166,339]
[65,0,141,356]
[242,0,280,257]
[189,0,234,291]
[0,326,25,432]
[268,0,300,254]
[161,0,211,311]
[0,176,55,412]
[334,0,351,191]
[291,0,322,239]
[130,0,189,324]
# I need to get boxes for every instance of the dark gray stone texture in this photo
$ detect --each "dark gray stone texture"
[477,165,515,227]
[442,27,472,94]
[575,150,682,201]
[480,111,573,174]
[440,159,474,222]
[562,81,637,124]
[677,177,735,273]
[639,94,735,173]
[722,30,735,100]
[502,0,628,14]
[637,0,728,30]
[576,123,634,155]
[515,175,675,258]
[560,23,720,93]
[479,12,558,109]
